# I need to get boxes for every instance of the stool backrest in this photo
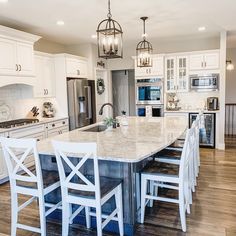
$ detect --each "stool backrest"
[52,141,99,199]
[179,127,195,186]
[0,137,43,191]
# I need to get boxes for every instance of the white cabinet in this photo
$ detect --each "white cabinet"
[0,132,8,182]
[46,118,69,138]
[0,38,17,75]
[16,42,34,76]
[34,53,55,98]
[0,39,34,76]
[66,57,88,78]
[189,51,219,71]
[135,56,164,77]
[165,55,189,93]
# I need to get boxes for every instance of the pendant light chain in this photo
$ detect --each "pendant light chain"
[107,0,112,18]
[143,18,146,40]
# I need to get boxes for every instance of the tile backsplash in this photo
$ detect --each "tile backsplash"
[0,84,58,121]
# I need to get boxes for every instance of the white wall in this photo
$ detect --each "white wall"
[226,48,236,103]
[34,38,66,53]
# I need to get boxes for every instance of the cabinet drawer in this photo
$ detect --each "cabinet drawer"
[47,127,69,138]
[47,119,68,130]
[9,124,45,138]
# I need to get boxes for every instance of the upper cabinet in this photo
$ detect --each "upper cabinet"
[66,57,88,78]
[189,51,220,71]
[0,25,41,84]
[165,55,189,93]
[34,52,55,98]
[135,55,164,77]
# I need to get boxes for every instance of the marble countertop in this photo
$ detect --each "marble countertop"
[0,117,68,134]
[37,116,187,163]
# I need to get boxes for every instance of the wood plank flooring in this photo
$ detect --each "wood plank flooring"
[0,146,236,235]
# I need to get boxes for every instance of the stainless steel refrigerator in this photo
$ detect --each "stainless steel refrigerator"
[67,78,96,130]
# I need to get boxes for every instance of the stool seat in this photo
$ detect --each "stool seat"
[168,139,185,149]
[142,162,179,177]
[157,149,182,160]
[17,170,60,189]
[69,176,122,199]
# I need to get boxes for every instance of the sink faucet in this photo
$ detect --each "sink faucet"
[99,103,114,117]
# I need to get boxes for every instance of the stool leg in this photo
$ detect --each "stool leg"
[149,180,154,207]
[62,202,70,236]
[140,175,147,224]
[85,207,91,229]
[115,185,124,236]
[11,192,18,236]
[38,195,46,236]
[179,186,187,232]
[96,206,102,236]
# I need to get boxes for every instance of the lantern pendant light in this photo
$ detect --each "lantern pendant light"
[136,17,153,67]
[96,0,123,59]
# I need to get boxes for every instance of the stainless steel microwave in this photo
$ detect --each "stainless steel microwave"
[190,74,219,91]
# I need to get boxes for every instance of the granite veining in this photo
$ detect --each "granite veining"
[37,116,187,163]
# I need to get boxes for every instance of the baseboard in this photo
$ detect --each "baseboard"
[217,143,225,150]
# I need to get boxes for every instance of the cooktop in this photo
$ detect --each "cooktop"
[0,118,39,129]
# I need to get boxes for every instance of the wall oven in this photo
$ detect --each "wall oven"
[136,78,163,104]
[136,105,164,117]
[190,74,219,91]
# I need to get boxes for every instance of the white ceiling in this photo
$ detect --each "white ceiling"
[0,0,235,45]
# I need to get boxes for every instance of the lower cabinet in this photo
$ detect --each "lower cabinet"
[0,117,69,184]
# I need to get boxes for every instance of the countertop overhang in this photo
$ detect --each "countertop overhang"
[37,116,187,163]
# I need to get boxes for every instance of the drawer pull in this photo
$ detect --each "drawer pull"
[37,139,40,141]
[62,121,65,125]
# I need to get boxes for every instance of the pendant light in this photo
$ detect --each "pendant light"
[96,0,123,59]
[136,17,153,67]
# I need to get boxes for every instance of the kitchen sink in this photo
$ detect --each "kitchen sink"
[82,125,107,132]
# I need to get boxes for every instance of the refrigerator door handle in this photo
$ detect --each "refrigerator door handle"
[74,80,80,128]
[85,86,92,119]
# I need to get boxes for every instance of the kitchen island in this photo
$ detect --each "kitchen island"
[37,116,187,235]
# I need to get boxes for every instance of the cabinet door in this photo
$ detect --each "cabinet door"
[0,38,17,75]
[66,58,88,78]
[204,52,219,69]
[165,57,176,92]
[177,56,189,92]
[34,55,55,98]
[189,54,204,71]
[43,56,55,97]
[17,42,34,76]
[47,127,68,138]
[0,148,8,180]
[150,56,164,76]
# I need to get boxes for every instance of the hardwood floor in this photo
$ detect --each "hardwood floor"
[0,146,236,235]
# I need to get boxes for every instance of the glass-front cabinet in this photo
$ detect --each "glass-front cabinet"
[177,56,188,92]
[165,57,176,92]
[165,55,189,93]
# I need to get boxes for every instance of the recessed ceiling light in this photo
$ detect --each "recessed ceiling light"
[0,0,8,3]
[56,20,65,26]
[198,26,206,32]
[91,34,97,39]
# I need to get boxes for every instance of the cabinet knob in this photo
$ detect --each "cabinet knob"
[52,124,55,127]
[62,121,65,125]
[37,138,40,141]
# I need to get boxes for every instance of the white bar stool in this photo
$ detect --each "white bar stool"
[52,140,124,236]
[0,137,61,236]
[140,127,195,232]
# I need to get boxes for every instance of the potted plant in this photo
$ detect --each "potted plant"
[103,117,116,130]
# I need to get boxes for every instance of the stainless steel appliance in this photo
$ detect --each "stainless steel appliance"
[0,118,39,129]
[67,78,96,130]
[207,97,219,111]
[189,113,215,148]
[136,104,164,117]
[136,78,163,104]
[190,74,219,91]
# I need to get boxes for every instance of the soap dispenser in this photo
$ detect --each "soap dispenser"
[121,110,129,126]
